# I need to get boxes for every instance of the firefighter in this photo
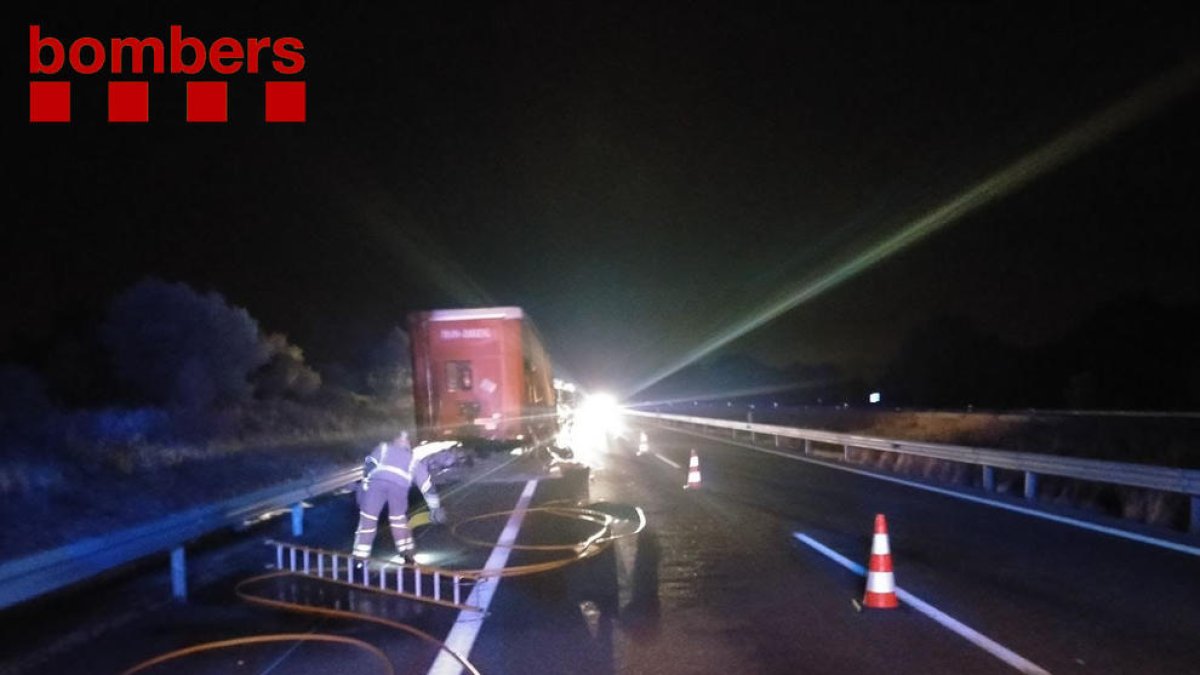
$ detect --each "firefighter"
[353,431,445,563]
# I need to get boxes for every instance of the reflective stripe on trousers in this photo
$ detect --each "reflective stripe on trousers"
[354,480,414,554]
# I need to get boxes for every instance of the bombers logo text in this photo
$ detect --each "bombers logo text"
[28,25,307,123]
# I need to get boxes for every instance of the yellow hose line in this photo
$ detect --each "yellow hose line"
[450,506,614,552]
[119,571,481,675]
[120,633,394,675]
[528,499,649,545]
[121,496,642,674]
[443,503,646,578]
[593,505,648,545]
[235,572,481,674]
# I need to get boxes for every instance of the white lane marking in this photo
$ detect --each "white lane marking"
[257,623,319,675]
[665,425,1200,558]
[793,533,1052,675]
[652,452,682,469]
[427,479,538,675]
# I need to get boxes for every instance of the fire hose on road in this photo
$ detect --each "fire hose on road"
[119,502,646,674]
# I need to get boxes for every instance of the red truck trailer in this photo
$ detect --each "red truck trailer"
[408,307,556,445]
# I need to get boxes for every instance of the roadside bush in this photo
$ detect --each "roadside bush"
[102,278,269,408]
[254,333,322,400]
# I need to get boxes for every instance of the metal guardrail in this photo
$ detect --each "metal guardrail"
[628,410,1200,533]
[0,465,360,610]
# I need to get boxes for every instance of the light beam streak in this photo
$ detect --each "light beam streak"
[630,59,1200,397]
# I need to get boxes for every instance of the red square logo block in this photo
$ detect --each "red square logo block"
[265,81,306,123]
[30,81,70,122]
[187,81,228,123]
[109,82,149,123]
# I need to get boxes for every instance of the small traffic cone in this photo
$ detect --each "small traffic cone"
[683,449,702,489]
[863,513,899,609]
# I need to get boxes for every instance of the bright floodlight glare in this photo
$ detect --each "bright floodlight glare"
[584,392,617,410]
[580,393,623,433]
[568,392,625,463]
[628,58,1200,398]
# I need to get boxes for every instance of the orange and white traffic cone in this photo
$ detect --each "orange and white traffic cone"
[863,513,899,609]
[683,449,702,489]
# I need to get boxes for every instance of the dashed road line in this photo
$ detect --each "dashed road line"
[652,452,682,469]
[793,532,1052,675]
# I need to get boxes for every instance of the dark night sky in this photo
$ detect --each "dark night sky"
[4,2,1199,397]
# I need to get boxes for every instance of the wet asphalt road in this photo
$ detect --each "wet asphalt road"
[466,431,1010,674]
[5,424,1199,674]
[593,421,1200,674]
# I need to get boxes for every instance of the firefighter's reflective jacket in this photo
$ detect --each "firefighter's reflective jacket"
[363,441,442,510]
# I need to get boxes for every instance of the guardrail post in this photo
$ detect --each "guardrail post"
[1191,496,1200,535]
[843,444,850,462]
[774,434,780,448]
[170,546,187,601]
[1024,471,1038,500]
[803,439,811,456]
[291,503,304,537]
[982,466,995,492]
[747,412,755,443]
